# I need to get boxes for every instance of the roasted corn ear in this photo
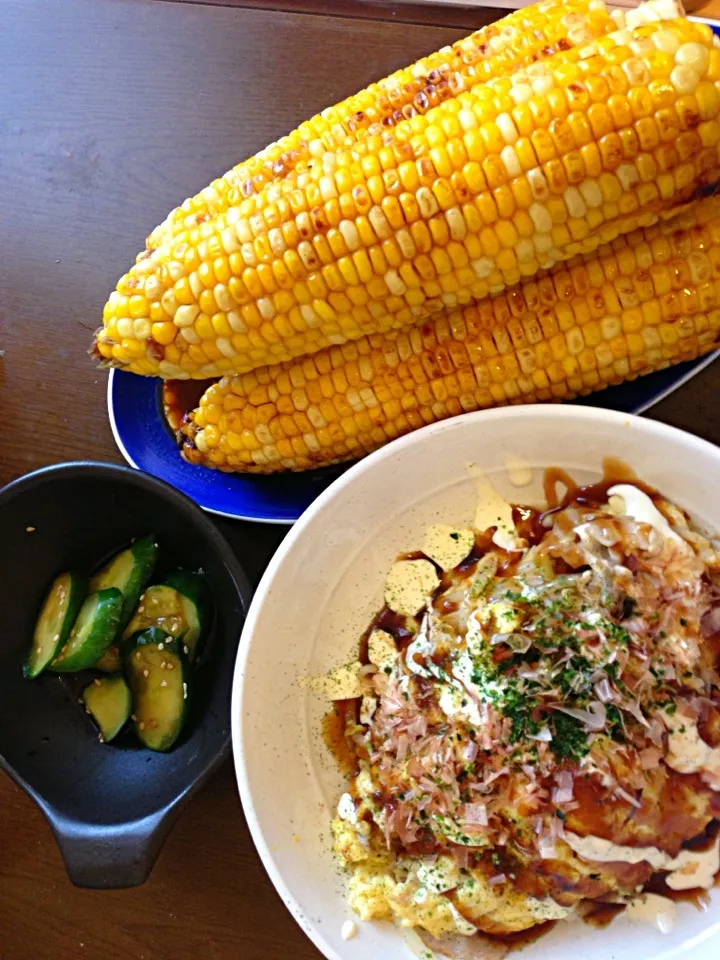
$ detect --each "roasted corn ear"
[177,198,720,472]
[94,13,719,381]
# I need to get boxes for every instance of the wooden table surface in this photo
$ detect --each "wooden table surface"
[1,0,718,957]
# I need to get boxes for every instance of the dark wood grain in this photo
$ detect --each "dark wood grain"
[0,0,718,958]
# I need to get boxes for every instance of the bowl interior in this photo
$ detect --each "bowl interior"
[0,466,247,826]
[235,406,720,960]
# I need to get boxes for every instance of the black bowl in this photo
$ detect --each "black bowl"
[0,462,251,889]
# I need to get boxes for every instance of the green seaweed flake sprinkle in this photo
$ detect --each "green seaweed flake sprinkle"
[550,712,589,762]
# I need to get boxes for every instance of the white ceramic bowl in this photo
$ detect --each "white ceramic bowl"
[232,405,720,960]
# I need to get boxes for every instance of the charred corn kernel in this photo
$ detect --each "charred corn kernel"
[177,200,720,472]
[97,8,714,379]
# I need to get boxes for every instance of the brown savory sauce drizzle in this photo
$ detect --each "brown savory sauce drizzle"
[543,457,646,513]
[396,550,430,563]
[513,505,546,548]
[322,700,359,779]
[372,605,418,651]
[162,378,219,432]
[582,902,626,929]
[457,530,498,572]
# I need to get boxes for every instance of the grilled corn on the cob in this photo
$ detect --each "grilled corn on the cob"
[178,197,720,472]
[146,0,637,251]
[95,14,719,381]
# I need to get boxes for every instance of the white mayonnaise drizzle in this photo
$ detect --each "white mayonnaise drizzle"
[607,484,682,543]
[565,833,720,890]
[337,793,358,823]
[469,465,518,551]
[662,711,720,790]
[526,897,574,921]
[626,893,677,934]
[505,454,533,487]
[340,919,358,941]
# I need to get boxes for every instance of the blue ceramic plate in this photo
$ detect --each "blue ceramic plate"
[109,352,718,524]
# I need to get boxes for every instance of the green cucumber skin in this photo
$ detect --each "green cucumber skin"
[82,674,132,742]
[125,627,190,752]
[24,572,88,679]
[91,535,159,632]
[132,625,181,651]
[162,571,213,660]
[162,571,211,609]
[122,585,186,643]
[50,588,124,672]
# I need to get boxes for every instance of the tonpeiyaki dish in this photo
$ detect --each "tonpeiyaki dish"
[324,467,720,953]
[233,405,720,960]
